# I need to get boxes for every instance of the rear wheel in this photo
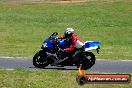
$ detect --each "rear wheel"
[77,52,96,70]
[33,50,49,68]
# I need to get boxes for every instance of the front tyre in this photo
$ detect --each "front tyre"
[33,50,49,68]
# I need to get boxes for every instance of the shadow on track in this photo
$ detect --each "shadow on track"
[30,66,78,70]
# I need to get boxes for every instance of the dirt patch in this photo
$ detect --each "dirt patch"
[51,0,88,3]
[126,0,132,2]
[0,0,90,4]
[1,0,129,4]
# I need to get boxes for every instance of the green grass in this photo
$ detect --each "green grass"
[0,69,131,88]
[0,0,132,59]
[0,1,131,88]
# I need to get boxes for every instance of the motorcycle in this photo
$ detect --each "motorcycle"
[33,32,101,70]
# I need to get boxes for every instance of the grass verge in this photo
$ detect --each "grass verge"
[0,0,132,59]
[0,69,131,88]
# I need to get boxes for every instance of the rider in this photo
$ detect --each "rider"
[58,28,84,54]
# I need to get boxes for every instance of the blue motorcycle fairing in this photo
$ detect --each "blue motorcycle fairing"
[43,38,68,49]
[43,38,54,49]
[58,39,69,49]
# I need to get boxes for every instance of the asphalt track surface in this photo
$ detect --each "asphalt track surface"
[0,57,132,73]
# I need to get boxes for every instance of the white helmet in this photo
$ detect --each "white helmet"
[64,28,74,38]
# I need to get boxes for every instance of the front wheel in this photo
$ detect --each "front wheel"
[33,50,49,68]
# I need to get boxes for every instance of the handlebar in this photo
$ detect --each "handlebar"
[51,32,58,37]
[58,47,65,52]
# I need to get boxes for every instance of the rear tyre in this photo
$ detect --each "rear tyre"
[77,52,96,70]
[33,50,49,68]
